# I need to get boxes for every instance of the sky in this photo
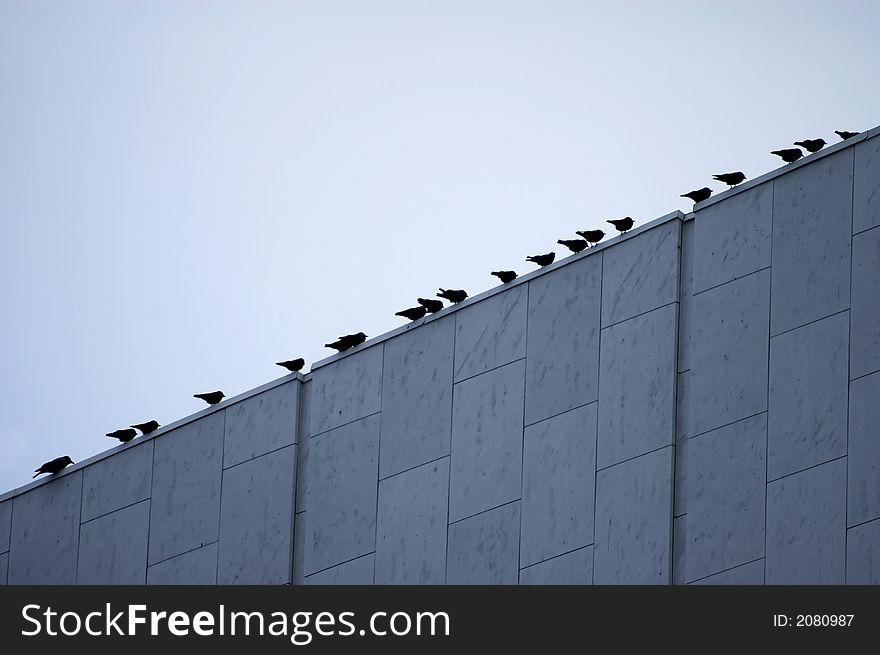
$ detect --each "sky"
[1,0,879,493]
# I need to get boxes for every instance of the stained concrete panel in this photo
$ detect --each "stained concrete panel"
[673,515,686,585]
[292,512,306,584]
[449,360,525,522]
[524,254,601,425]
[0,499,10,553]
[224,381,298,468]
[375,458,449,584]
[692,559,764,585]
[447,502,520,585]
[519,546,593,585]
[686,413,766,582]
[766,458,846,584]
[691,269,770,436]
[147,543,218,585]
[674,371,691,517]
[846,519,880,584]
[0,552,7,585]
[694,181,772,292]
[678,219,694,373]
[379,317,454,478]
[848,371,880,526]
[77,500,150,584]
[601,219,679,327]
[520,403,596,567]
[309,345,383,435]
[454,283,527,382]
[594,447,673,584]
[8,472,82,584]
[768,312,848,480]
[305,553,374,585]
[854,134,880,233]
[598,305,677,467]
[218,446,297,584]
[305,414,379,574]
[82,441,153,522]
[771,149,853,335]
[295,387,311,513]
[851,226,880,378]
[148,412,224,564]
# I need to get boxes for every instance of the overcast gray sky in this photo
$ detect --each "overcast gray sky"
[1,0,878,493]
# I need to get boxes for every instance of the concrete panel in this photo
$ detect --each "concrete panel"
[305,414,379,574]
[0,552,6,585]
[678,219,694,373]
[848,371,880,526]
[594,447,673,584]
[673,515,686,585]
[598,304,677,468]
[449,360,525,522]
[77,500,150,584]
[519,546,593,585]
[375,458,449,584]
[454,283,527,382]
[82,441,153,522]
[524,254,601,425]
[305,553,374,585]
[520,403,597,567]
[147,543,218,585]
[694,181,772,292]
[218,446,297,584]
[851,226,880,378]
[846,519,880,584]
[292,512,306,584]
[854,134,880,233]
[224,381,298,468]
[309,345,383,435]
[447,502,520,585]
[692,559,764,585]
[771,149,853,335]
[686,413,766,582]
[766,458,846,584]
[148,411,224,564]
[691,269,770,436]
[295,385,311,513]
[0,499,10,553]
[674,372,691,517]
[768,312,848,480]
[379,317,454,478]
[601,219,679,327]
[8,472,82,584]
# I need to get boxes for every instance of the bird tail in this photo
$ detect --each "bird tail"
[33,471,39,478]
[770,150,782,155]
[606,219,616,224]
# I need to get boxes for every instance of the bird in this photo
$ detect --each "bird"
[130,420,160,435]
[417,298,444,313]
[33,455,74,478]
[276,358,305,373]
[771,148,803,163]
[681,188,712,204]
[835,130,858,141]
[606,217,635,233]
[491,270,517,284]
[793,138,826,153]
[395,305,428,322]
[107,428,137,443]
[194,391,225,405]
[712,171,746,187]
[557,239,589,253]
[526,252,556,267]
[325,332,367,352]
[577,229,606,245]
[437,288,468,304]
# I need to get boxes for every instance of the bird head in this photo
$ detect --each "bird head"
[63,456,74,465]
[355,332,366,339]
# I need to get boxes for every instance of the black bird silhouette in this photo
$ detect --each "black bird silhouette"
[417,298,444,313]
[396,305,428,322]
[325,332,367,352]
[835,130,858,141]
[771,148,803,163]
[491,270,517,284]
[194,391,225,405]
[712,172,746,187]
[606,217,634,233]
[437,288,468,304]
[526,252,556,267]
[107,428,137,443]
[576,229,606,244]
[793,138,826,153]
[276,358,305,373]
[681,188,712,204]
[131,420,160,435]
[33,455,74,478]
[557,239,589,253]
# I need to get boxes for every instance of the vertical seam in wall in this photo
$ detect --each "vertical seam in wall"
[517,280,530,581]
[845,147,855,583]
[288,382,303,584]
[764,179,775,585]
[74,473,84,584]
[445,313,457,584]
[592,251,604,584]
[668,220,683,585]
[372,344,385,585]
[145,436,157,581]
[215,410,227,585]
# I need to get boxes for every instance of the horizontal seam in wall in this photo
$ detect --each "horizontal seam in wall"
[686,556,765,584]
[853,223,880,237]
[519,543,594,571]
[222,442,297,471]
[847,515,880,531]
[448,497,520,526]
[692,266,772,298]
[523,399,598,428]
[378,454,449,482]
[600,300,679,332]
[452,356,526,386]
[80,497,150,526]
[689,410,768,441]
[304,551,375,579]
[310,410,382,440]
[769,308,850,340]
[148,540,219,569]
[850,368,880,383]
[596,444,673,473]
[767,454,848,484]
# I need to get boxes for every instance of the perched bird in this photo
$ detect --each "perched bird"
[107,428,137,443]
[681,188,712,204]
[33,455,74,478]
[325,332,367,352]
[131,420,160,435]
[557,239,589,253]
[835,130,858,141]
[417,298,445,313]
[395,305,428,322]
[605,217,634,233]
[526,252,556,267]
[276,358,305,373]
[437,288,468,304]
[491,270,518,284]
[194,391,225,405]
[793,138,826,153]
[712,171,746,187]
[576,229,606,245]
[771,148,803,163]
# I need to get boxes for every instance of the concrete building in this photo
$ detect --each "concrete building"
[1,126,879,585]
